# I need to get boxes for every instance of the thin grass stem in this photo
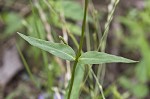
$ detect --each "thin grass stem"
[16,44,38,87]
[91,69,105,99]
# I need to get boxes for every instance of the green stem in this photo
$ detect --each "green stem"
[67,0,88,99]
[77,0,88,57]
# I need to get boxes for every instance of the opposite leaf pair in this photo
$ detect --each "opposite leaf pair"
[17,33,136,65]
[18,33,137,99]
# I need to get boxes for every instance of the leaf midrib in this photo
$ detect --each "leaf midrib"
[79,57,131,62]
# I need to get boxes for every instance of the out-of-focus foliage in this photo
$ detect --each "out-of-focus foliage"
[55,1,84,21]
[49,0,92,36]
[23,15,47,60]
[119,0,150,98]
[1,12,23,39]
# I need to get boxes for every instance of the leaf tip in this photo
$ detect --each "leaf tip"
[17,32,24,37]
[17,32,27,40]
[17,32,21,35]
[126,59,139,63]
[132,60,139,63]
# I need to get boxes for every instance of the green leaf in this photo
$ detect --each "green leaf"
[119,77,148,98]
[62,1,84,21]
[55,1,92,22]
[25,15,46,39]
[1,12,22,39]
[135,60,148,83]
[132,84,148,98]
[118,76,132,89]
[17,33,75,61]
[79,51,137,64]
[66,22,81,36]
[65,63,85,99]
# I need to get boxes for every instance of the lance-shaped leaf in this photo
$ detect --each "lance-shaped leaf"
[65,63,85,99]
[18,33,75,61]
[79,51,137,64]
